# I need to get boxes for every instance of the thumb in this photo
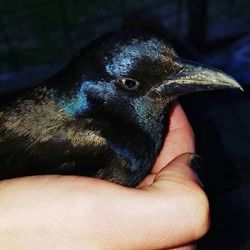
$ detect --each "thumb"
[154,153,204,189]
[148,153,210,247]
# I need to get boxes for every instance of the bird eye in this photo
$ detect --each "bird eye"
[119,78,139,91]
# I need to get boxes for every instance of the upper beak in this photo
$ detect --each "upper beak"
[154,58,243,98]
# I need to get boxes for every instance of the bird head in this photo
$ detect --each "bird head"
[50,31,242,144]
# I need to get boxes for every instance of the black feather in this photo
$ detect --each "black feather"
[0,31,241,186]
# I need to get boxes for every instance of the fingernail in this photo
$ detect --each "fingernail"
[190,154,205,187]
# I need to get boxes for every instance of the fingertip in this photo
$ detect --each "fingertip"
[152,102,195,173]
[168,102,192,131]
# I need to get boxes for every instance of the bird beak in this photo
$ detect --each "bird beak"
[153,58,243,99]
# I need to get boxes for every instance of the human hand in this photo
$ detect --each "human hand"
[0,102,209,250]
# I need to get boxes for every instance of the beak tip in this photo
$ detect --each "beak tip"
[228,79,244,92]
[239,86,244,92]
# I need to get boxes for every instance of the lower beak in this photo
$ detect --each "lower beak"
[154,58,243,98]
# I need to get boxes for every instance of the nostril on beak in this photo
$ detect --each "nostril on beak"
[148,89,161,100]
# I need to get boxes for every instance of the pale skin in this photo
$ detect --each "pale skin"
[0,102,210,250]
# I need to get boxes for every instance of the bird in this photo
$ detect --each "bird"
[0,31,242,187]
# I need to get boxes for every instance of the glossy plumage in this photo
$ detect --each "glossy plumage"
[0,31,242,186]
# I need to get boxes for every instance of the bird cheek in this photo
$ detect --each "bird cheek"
[147,89,173,107]
[147,89,162,100]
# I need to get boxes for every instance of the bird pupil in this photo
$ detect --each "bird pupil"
[124,79,137,89]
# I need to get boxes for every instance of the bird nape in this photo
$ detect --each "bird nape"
[0,31,242,187]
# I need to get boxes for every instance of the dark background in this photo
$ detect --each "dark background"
[0,0,250,249]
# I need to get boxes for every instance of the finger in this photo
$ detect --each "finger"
[153,153,203,187]
[69,154,209,250]
[143,153,209,249]
[152,102,195,174]
[168,102,194,132]
[113,153,208,249]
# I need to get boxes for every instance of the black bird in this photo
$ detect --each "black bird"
[0,31,242,187]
